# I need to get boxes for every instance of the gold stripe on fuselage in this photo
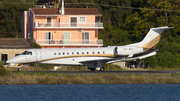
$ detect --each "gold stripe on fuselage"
[41,54,115,62]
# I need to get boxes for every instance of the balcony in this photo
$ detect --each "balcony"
[34,22,103,29]
[35,39,103,46]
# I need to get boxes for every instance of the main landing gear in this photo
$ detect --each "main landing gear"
[99,66,105,71]
[89,66,105,71]
[88,61,105,71]
[90,68,96,71]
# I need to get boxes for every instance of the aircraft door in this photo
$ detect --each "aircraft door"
[26,50,36,62]
[35,50,41,61]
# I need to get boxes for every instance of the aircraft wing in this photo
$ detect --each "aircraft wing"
[79,57,123,64]
[79,51,156,65]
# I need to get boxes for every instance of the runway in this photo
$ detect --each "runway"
[11,71,180,74]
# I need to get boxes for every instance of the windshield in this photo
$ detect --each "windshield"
[21,51,28,55]
[21,51,32,55]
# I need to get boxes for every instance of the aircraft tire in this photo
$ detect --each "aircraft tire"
[99,67,105,71]
[18,67,22,71]
[90,68,95,71]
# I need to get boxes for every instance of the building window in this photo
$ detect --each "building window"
[1,54,8,65]
[15,54,20,56]
[28,33,31,39]
[79,17,86,23]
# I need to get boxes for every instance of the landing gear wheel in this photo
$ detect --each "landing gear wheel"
[90,68,96,71]
[18,67,22,71]
[99,66,105,71]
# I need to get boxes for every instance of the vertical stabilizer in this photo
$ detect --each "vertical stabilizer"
[126,26,172,52]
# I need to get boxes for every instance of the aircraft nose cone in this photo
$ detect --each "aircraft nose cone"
[6,59,11,63]
[6,58,16,63]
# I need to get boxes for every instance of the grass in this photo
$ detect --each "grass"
[1,72,180,84]
[7,64,180,72]
[148,66,180,71]
[5,64,123,71]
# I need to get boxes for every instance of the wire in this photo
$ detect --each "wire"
[0,1,180,12]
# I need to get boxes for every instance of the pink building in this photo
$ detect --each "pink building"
[22,3,103,49]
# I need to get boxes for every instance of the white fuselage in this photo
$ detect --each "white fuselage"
[7,46,143,66]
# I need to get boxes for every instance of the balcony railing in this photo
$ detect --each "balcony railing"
[34,22,103,28]
[35,39,103,45]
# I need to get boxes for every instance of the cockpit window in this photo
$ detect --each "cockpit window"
[21,51,32,55]
[22,51,28,55]
[28,52,32,55]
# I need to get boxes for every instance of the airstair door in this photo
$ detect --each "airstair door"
[35,50,41,61]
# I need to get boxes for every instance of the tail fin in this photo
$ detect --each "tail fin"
[127,26,172,52]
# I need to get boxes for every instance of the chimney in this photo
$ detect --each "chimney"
[61,0,65,15]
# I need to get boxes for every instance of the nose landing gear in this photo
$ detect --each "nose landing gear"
[17,67,22,71]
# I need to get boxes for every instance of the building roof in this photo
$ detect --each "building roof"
[31,8,102,15]
[0,38,31,49]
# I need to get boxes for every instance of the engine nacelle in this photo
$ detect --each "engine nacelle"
[115,46,143,56]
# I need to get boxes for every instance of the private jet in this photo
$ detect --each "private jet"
[7,26,172,71]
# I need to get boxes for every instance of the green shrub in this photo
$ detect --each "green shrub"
[50,73,58,76]
[0,68,10,76]
[18,71,23,74]
[33,64,53,70]
[31,42,41,48]
[39,71,46,75]
[0,62,4,68]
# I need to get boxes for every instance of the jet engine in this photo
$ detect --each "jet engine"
[114,46,143,57]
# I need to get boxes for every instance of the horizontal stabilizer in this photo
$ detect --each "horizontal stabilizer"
[107,51,157,64]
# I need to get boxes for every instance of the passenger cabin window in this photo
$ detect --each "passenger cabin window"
[77,52,79,55]
[92,52,95,54]
[58,52,61,55]
[72,52,74,55]
[67,52,69,55]
[63,52,65,55]
[103,51,105,54]
[98,52,100,54]
[82,52,84,54]
[54,53,56,55]
[87,52,89,54]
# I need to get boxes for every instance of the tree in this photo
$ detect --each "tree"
[0,0,37,38]
[31,42,41,48]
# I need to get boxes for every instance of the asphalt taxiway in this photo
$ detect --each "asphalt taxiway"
[11,71,180,74]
